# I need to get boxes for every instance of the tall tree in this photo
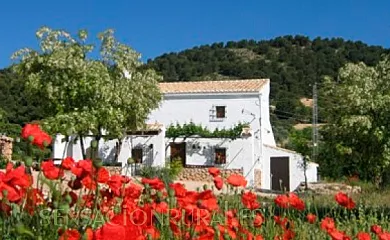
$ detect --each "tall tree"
[12,27,161,159]
[322,57,390,186]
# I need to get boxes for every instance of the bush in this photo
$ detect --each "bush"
[169,157,183,178]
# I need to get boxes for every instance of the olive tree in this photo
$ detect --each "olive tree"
[12,27,162,160]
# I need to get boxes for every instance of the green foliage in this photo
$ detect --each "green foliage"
[11,27,162,141]
[169,157,183,177]
[0,155,7,169]
[285,127,312,158]
[147,36,389,143]
[165,122,248,139]
[321,57,390,186]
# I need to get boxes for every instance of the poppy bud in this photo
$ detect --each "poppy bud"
[168,189,175,197]
[59,204,70,214]
[43,141,49,147]
[203,184,208,191]
[64,193,72,204]
[93,158,103,169]
[91,140,98,149]
[24,157,33,167]
[28,135,34,143]
[2,190,8,198]
[157,191,163,199]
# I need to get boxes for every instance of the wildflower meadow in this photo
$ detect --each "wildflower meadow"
[0,123,389,240]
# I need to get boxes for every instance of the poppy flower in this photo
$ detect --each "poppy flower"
[274,194,289,208]
[306,213,316,224]
[213,176,223,190]
[41,160,64,180]
[21,124,52,149]
[97,167,110,183]
[378,232,390,240]
[208,167,220,177]
[61,157,75,170]
[371,225,382,234]
[142,178,165,190]
[335,192,355,209]
[227,174,247,187]
[242,191,260,210]
[356,232,371,240]
[321,217,336,232]
[328,229,346,240]
[59,229,81,240]
[253,213,264,227]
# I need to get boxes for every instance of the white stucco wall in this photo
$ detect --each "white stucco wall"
[148,81,275,147]
[165,136,256,186]
[263,145,318,191]
[52,130,166,170]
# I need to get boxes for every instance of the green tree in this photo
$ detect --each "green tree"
[322,57,390,186]
[12,27,161,160]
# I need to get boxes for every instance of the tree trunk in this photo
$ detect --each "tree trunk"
[303,156,308,190]
[114,138,123,163]
[79,134,87,159]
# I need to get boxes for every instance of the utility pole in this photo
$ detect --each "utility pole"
[312,82,318,163]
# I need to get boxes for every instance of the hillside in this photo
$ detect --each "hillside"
[146,35,390,142]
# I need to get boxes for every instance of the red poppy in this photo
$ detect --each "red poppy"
[242,191,260,210]
[61,157,75,170]
[59,229,81,240]
[213,176,223,190]
[108,175,123,196]
[169,183,187,197]
[371,225,382,234]
[306,213,316,224]
[378,232,390,240]
[253,213,264,227]
[97,167,110,183]
[142,178,165,190]
[21,124,52,149]
[0,163,32,202]
[274,194,289,208]
[321,217,336,232]
[41,160,64,180]
[227,174,247,187]
[356,232,371,240]
[208,167,220,177]
[335,192,355,209]
[328,229,346,240]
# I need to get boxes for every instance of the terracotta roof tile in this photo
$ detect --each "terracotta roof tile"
[159,79,268,94]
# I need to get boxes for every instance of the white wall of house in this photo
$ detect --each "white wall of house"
[165,135,256,185]
[148,81,275,147]
[263,144,318,191]
[52,129,166,170]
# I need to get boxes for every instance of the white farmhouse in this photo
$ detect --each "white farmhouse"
[148,79,318,191]
[52,79,318,192]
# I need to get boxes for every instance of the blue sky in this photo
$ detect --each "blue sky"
[1,0,390,68]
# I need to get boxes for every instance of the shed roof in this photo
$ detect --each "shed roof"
[159,79,268,94]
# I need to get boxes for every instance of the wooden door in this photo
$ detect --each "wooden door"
[170,142,186,166]
[271,157,290,192]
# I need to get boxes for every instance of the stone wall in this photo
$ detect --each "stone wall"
[254,169,261,188]
[177,168,243,182]
[105,166,122,176]
[0,136,13,161]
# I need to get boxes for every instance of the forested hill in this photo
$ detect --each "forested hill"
[147,35,388,97]
[146,36,390,142]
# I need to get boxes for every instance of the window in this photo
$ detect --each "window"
[132,148,143,163]
[209,105,227,122]
[215,148,227,164]
[216,106,226,118]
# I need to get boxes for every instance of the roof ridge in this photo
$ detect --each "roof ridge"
[159,79,269,94]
